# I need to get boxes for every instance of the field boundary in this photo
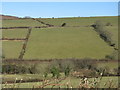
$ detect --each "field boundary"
[18,28,32,60]
[3,59,119,63]
[0,26,51,29]
[91,25,118,51]
[32,18,54,27]
[0,26,91,30]
[0,38,26,41]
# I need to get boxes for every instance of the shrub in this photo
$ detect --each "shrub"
[105,55,114,60]
[92,20,112,45]
[43,72,48,78]
[64,66,71,77]
[34,63,50,74]
[61,23,66,27]
[50,60,74,72]
[50,66,60,78]
[83,70,98,77]
[28,64,36,74]
[73,59,97,70]
[2,64,28,74]
[96,67,110,76]
[106,22,112,26]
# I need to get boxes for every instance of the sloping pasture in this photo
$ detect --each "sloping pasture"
[2,29,28,38]
[38,16,118,26]
[2,41,23,59]
[2,19,46,27]
[24,27,113,59]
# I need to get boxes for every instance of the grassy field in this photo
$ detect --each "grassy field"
[23,27,113,59]
[2,16,118,88]
[39,16,118,26]
[2,16,117,60]
[2,41,23,59]
[2,29,28,38]
[2,19,46,27]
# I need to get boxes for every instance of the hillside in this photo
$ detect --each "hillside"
[1,16,119,89]
[2,16,118,60]
[0,14,20,20]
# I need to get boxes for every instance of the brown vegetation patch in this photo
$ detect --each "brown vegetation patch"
[0,15,20,20]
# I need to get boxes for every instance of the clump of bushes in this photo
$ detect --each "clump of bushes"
[49,60,74,77]
[73,59,97,70]
[2,59,119,77]
[91,20,114,46]
[2,64,27,74]
[64,66,71,77]
[61,23,66,27]
[50,66,60,78]
[106,22,112,26]
[2,63,37,74]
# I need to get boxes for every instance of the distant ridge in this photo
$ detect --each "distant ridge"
[0,14,20,20]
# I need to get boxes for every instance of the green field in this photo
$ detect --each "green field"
[2,19,46,27]
[1,5,119,89]
[2,16,118,60]
[39,16,118,26]
[2,29,28,38]
[23,27,113,59]
[2,41,23,59]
